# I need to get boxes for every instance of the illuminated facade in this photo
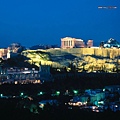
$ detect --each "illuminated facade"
[0,49,8,58]
[103,38,120,48]
[0,64,53,84]
[61,37,93,48]
[61,37,85,49]
[0,67,41,84]
[87,40,93,48]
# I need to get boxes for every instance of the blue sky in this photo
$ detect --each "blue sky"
[0,0,120,48]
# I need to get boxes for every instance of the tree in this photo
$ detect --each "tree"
[8,43,26,53]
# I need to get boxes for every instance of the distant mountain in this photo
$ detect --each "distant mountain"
[29,45,46,50]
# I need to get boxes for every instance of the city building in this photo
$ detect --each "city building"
[0,64,53,84]
[39,64,54,82]
[103,38,120,48]
[7,50,18,59]
[0,67,41,84]
[39,99,58,109]
[104,85,120,93]
[0,49,8,58]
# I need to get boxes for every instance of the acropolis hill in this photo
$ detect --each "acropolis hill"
[47,48,120,58]
[22,47,120,72]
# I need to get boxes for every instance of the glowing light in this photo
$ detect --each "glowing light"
[98,101,104,104]
[37,80,41,83]
[96,110,99,112]
[39,104,44,109]
[39,92,43,95]
[115,105,118,107]
[103,89,105,92]
[56,91,60,95]
[73,103,76,106]
[28,97,33,100]
[0,94,3,97]
[15,81,17,84]
[20,92,24,96]
[73,90,78,94]
[92,106,96,110]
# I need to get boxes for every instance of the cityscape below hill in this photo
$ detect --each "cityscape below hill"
[0,0,119,118]
[0,47,120,119]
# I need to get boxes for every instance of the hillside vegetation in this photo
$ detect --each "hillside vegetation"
[21,48,120,72]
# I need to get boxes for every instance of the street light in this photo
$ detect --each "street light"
[38,91,43,95]
[20,92,24,96]
[56,91,60,95]
[0,94,3,97]
[73,90,78,94]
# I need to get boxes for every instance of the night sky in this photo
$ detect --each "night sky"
[0,0,120,48]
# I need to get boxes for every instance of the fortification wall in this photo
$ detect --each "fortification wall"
[48,48,120,58]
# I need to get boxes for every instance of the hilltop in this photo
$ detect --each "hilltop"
[21,48,120,72]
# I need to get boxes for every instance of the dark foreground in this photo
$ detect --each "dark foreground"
[0,105,120,120]
[0,78,120,120]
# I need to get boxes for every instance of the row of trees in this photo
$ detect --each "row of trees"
[50,62,120,74]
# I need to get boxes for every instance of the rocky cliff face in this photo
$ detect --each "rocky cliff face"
[47,48,120,59]
[22,48,120,72]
